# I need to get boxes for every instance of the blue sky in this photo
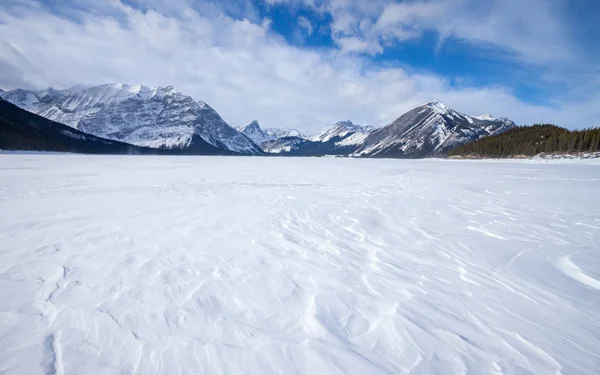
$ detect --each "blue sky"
[0,0,599,133]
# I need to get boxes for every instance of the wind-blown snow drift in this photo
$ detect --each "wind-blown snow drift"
[0,155,599,374]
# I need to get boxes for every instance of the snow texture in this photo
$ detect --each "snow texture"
[0,84,261,154]
[533,152,600,160]
[1,155,599,375]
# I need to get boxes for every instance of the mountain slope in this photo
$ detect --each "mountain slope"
[0,99,160,154]
[312,121,373,143]
[356,100,514,158]
[1,84,261,155]
[237,120,306,145]
[265,127,306,140]
[262,121,373,155]
[261,136,310,154]
[449,124,600,158]
[0,99,238,155]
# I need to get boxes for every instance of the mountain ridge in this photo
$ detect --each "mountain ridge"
[1,85,515,158]
[0,98,242,155]
[262,120,375,155]
[237,120,306,145]
[1,84,262,155]
[355,100,515,158]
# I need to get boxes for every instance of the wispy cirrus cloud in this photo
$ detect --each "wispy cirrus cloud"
[297,15,313,35]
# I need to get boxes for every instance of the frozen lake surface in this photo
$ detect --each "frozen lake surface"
[1,155,599,374]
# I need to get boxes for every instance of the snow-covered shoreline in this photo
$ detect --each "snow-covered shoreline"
[448,151,600,161]
[1,155,599,374]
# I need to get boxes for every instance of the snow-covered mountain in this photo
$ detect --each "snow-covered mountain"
[356,100,514,158]
[261,102,513,158]
[261,120,374,155]
[237,121,271,144]
[261,137,308,154]
[237,120,306,145]
[1,86,514,158]
[267,127,306,140]
[312,121,374,143]
[0,84,261,155]
[0,98,163,154]
[474,114,495,121]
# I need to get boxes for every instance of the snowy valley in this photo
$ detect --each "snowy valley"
[1,1,598,374]
[0,155,599,374]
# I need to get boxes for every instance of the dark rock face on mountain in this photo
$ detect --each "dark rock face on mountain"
[356,100,514,158]
[1,84,261,155]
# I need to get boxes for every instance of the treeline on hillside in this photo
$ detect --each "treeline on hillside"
[449,124,600,158]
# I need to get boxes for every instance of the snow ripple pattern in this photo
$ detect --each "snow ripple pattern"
[0,156,599,374]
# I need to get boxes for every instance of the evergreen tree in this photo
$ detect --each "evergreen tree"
[448,125,600,158]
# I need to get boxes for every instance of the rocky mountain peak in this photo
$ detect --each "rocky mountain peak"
[1,83,262,155]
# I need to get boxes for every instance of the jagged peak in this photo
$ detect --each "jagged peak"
[5,88,33,94]
[333,120,354,127]
[61,83,178,96]
[240,120,262,132]
[331,121,373,133]
[1,88,39,106]
[422,98,450,114]
[313,120,372,142]
[474,113,496,121]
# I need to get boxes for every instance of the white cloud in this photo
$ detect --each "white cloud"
[335,36,382,55]
[0,0,597,133]
[375,1,445,30]
[297,16,313,35]
[319,0,579,66]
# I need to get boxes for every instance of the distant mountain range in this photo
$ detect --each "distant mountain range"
[236,120,306,144]
[260,121,375,156]
[1,84,516,157]
[256,101,514,157]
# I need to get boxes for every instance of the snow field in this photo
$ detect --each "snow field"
[0,155,599,374]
